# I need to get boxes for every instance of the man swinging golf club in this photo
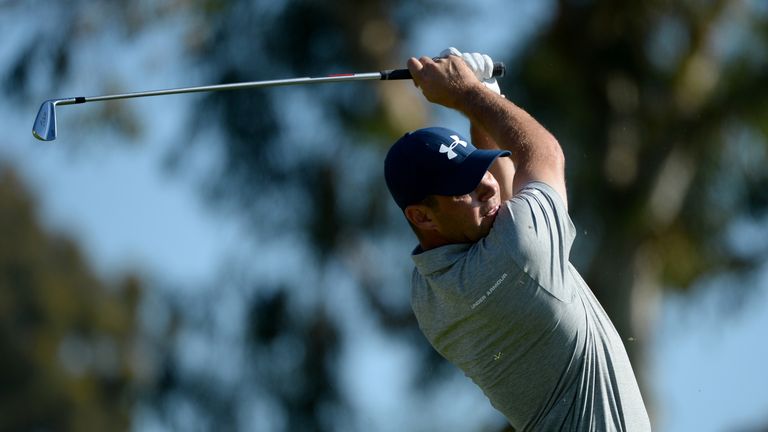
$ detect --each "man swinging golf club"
[384,48,651,431]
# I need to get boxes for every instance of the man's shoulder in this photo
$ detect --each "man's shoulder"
[506,181,567,213]
[494,181,574,239]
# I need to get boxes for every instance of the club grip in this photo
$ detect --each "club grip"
[380,62,506,80]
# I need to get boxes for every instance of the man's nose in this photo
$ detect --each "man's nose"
[476,172,497,202]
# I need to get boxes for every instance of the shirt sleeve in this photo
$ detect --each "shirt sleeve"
[488,181,576,302]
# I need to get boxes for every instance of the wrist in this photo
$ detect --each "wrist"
[454,81,498,114]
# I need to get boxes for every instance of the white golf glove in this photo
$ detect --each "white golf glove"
[439,47,502,96]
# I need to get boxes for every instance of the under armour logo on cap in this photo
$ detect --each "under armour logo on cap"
[439,135,468,160]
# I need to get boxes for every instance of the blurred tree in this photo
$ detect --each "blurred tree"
[0,164,145,431]
[158,0,442,429]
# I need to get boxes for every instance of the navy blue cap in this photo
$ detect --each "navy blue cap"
[384,127,511,210]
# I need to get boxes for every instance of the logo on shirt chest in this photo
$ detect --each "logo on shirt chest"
[470,272,508,310]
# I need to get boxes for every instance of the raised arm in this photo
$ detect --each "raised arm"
[407,55,567,208]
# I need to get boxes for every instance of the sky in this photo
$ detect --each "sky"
[2,1,768,431]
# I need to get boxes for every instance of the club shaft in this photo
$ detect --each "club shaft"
[58,72,384,105]
[54,62,504,105]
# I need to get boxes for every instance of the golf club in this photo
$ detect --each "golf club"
[33,63,505,141]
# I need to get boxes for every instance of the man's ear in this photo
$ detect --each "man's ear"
[404,204,437,231]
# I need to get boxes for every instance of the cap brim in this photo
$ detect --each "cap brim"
[431,149,511,197]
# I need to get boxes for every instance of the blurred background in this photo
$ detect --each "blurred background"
[1,0,767,430]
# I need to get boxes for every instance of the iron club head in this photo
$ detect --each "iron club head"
[32,100,58,141]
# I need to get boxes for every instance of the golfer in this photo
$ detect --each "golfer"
[384,48,651,431]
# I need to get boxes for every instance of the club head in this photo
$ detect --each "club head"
[33,100,57,141]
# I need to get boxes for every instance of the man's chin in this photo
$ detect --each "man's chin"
[485,210,499,228]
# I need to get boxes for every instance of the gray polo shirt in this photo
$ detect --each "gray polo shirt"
[411,182,650,431]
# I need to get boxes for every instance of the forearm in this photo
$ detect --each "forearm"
[470,121,515,201]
